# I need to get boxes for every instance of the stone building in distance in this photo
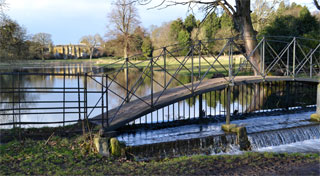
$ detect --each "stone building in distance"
[53,44,89,59]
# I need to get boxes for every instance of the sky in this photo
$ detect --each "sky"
[5,0,318,45]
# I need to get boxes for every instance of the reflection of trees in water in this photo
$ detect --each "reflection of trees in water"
[263,81,316,110]
[0,74,38,124]
[0,64,91,124]
[202,81,316,113]
[1,61,317,126]
[103,66,317,112]
[107,68,192,103]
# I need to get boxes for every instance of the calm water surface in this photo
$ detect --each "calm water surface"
[0,63,316,128]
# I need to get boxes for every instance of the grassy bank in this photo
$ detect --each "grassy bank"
[0,136,319,175]
[0,58,108,68]
[0,55,244,69]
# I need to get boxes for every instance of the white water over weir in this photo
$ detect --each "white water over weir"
[120,111,320,158]
[248,125,320,149]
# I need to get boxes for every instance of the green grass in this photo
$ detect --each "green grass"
[0,136,319,175]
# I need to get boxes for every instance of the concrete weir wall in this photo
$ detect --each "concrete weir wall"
[311,83,320,122]
[126,133,237,160]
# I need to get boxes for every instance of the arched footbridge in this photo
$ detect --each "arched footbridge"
[88,36,320,131]
[1,36,319,130]
[91,76,319,131]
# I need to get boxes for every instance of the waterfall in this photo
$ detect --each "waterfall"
[248,125,320,149]
[126,133,238,159]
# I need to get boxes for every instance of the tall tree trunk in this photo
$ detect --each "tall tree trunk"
[123,38,128,83]
[123,38,128,58]
[41,47,44,61]
[90,48,93,61]
[235,0,261,76]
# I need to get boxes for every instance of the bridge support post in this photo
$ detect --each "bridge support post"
[222,85,237,132]
[262,37,265,77]
[311,83,320,122]
[222,40,237,132]
[292,37,296,77]
[125,57,129,103]
[199,94,204,118]
[163,47,166,87]
[106,74,109,127]
[226,86,231,125]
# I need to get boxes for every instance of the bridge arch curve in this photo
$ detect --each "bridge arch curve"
[88,36,320,131]
[92,76,319,131]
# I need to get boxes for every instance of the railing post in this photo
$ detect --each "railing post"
[287,45,290,76]
[77,73,81,121]
[310,53,313,78]
[18,72,21,128]
[151,57,154,107]
[163,47,166,87]
[293,37,296,77]
[12,73,15,128]
[84,73,88,120]
[262,37,265,77]
[106,74,109,127]
[191,45,194,93]
[226,38,233,125]
[226,86,231,125]
[199,94,203,118]
[101,75,104,129]
[63,70,66,127]
[317,83,320,115]
[199,40,202,78]
[229,39,233,83]
[125,57,129,103]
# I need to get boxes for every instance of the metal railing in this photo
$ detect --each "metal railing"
[87,36,319,127]
[0,36,319,130]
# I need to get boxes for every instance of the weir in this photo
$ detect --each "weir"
[118,111,320,159]
[248,125,320,149]
[121,125,320,159]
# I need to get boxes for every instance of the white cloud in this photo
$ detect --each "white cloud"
[7,0,110,44]
[5,0,317,44]
[8,0,109,19]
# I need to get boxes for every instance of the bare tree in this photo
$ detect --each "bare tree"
[138,0,268,75]
[0,0,7,21]
[80,34,102,60]
[32,33,53,61]
[108,0,140,58]
[315,0,320,10]
[251,0,280,32]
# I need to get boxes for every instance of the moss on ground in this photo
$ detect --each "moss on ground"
[0,136,319,175]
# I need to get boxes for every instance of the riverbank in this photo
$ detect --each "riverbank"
[0,55,242,70]
[0,136,319,175]
[0,58,106,70]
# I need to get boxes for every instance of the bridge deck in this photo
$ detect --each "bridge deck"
[91,76,319,131]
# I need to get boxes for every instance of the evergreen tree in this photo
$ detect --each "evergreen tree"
[184,14,197,33]
[202,12,220,41]
[141,37,153,58]
[177,29,191,55]
[170,18,184,41]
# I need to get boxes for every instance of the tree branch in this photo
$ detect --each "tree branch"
[314,0,320,10]
[223,0,235,14]
[217,1,234,18]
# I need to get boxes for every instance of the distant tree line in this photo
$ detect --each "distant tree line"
[0,0,319,62]
[102,0,319,59]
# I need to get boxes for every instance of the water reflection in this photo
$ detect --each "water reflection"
[0,63,317,128]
